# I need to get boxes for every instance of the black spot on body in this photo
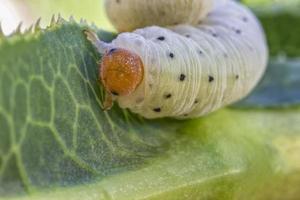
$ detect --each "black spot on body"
[116,0,121,3]
[108,48,117,54]
[157,36,165,41]
[242,17,248,22]
[235,29,242,34]
[160,11,166,17]
[235,75,239,80]
[169,53,175,58]
[209,76,214,82]
[164,93,172,99]
[185,34,190,38]
[153,108,161,113]
[194,99,199,104]
[111,91,119,96]
[212,33,218,37]
[179,74,186,81]
[199,50,203,55]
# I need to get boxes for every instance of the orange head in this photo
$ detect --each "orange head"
[100,48,144,97]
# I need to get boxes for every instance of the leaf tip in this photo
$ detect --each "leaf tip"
[15,22,23,34]
[50,15,56,26]
[0,21,4,37]
[91,22,98,29]
[80,18,88,25]
[57,14,66,24]
[34,18,42,31]
[69,15,76,23]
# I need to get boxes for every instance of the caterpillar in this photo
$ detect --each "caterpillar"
[85,0,268,119]
[105,0,219,32]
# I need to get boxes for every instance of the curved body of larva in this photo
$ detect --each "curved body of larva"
[105,0,219,32]
[104,1,268,119]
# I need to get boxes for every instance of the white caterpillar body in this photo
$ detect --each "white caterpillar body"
[100,1,268,119]
[105,0,222,32]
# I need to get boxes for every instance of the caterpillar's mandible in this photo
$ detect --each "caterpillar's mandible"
[85,0,268,119]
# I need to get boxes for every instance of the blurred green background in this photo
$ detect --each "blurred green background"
[22,0,114,30]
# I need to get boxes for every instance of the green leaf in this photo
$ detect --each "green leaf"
[0,18,300,200]
[2,107,300,200]
[234,59,300,108]
[0,20,181,196]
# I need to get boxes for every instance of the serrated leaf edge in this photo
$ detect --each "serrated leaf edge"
[0,14,94,41]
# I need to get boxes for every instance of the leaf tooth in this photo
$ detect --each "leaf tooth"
[80,18,88,25]
[34,18,42,31]
[0,21,4,37]
[50,14,56,26]
[69,15,76,23]
[57,13,61,22]
[57,13,66,24]
[15,22,23,34]
[91,22,98,29]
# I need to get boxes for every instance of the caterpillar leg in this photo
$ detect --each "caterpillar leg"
[84,29,111,54]
[103,90,114,110]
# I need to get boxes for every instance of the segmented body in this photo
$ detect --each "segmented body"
[99,1,268,119]
[105,0,216,32]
